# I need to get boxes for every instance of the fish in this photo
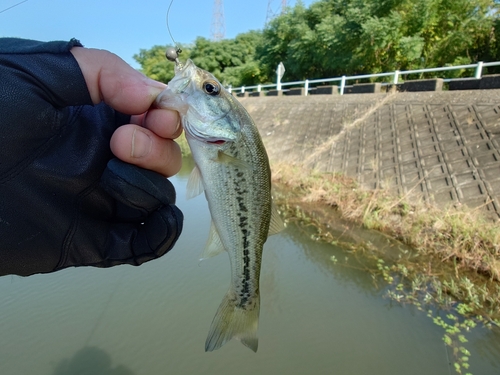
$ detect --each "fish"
[155,59,284,352]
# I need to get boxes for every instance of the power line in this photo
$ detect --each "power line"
[0,0,29,14]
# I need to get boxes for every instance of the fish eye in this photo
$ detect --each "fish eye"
[203,80,221,96]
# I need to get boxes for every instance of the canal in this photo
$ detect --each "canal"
[0,159,499,375]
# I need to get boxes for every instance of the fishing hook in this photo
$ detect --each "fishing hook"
[166,0,183,67]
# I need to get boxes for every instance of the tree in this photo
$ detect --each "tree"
[134,0,500,85]
[134,31,263,87]
[259,0,500,81]
[189,31,264,86]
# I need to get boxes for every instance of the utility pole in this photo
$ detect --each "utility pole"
[211,0,225,41]
[265,0,287,26]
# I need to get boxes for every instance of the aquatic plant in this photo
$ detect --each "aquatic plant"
[271,163,500,374]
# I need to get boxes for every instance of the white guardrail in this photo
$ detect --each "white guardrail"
[227,61,500,96]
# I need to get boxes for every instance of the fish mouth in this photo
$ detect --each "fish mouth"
[207,140,226,145]
[168,74,191,95]
[171,60,197,94]
[184,120,233,145]
[176,79,190,94]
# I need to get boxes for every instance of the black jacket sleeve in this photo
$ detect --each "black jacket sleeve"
[0,38,183,276]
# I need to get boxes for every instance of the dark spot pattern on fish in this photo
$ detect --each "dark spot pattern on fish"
[231,169,254,309]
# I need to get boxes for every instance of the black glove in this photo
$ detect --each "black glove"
[0,38,183,276]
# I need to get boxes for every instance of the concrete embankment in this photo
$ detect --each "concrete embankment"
[238,90,500,219]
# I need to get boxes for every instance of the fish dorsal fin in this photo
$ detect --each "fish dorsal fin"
[268,201,285,236]
[200,221,226,260]
[186,165,204,199]
[217,150,251,169]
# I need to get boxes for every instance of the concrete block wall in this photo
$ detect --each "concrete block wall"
[399,79,443,92]
[238,92,500,218]
[344,83,382,94]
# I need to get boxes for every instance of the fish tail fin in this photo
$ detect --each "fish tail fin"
[205,291,260,352]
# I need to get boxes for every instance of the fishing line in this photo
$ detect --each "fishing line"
[166,0,182,55]
[165,0,183,67]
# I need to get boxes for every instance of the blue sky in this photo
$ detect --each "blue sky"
[1,0,316,69]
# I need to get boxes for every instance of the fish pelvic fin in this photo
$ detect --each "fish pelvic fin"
[186,165,204,199]
[205,291,260,353]
[200,221,226,260]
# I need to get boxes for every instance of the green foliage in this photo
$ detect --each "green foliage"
[260,0,500,81]
[135,0,500,85]
[134,31,264,87]
[189,31,265,86]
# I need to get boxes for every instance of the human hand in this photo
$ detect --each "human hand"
[70,46,182,177]
[0,38,183,276]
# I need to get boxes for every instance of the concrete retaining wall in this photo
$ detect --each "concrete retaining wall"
[310,85,338,95]
[345,83,382,94]
[238,91,500,218]
[399,79,443,92]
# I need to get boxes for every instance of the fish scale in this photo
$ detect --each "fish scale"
[155,59,283,352]
[192,133,270,310]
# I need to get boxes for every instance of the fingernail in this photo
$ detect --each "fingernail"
[145,78,167,93]
[131,128,152,158]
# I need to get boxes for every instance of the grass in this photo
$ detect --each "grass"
[271,162,500,322]
[271,162,500,374]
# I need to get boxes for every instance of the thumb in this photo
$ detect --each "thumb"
[70,47,166,114]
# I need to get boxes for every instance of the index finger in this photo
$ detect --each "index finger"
[70,47,166,114]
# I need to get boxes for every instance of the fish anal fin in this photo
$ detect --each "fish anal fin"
[186,165,204,199]
[200,222,226,260]
[205,291,260,353]
[268,201,285,236]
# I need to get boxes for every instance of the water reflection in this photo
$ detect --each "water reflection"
[280,220,382,297]
[470,327,500,370]
[53,347,134,375]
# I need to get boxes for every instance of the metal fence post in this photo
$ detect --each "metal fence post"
[340,76,346,95]
[276,62,285,91]
[475,61,484,79]
[393,70,400,85]
[304,79,309,96]
[257,84,262,92]
[228,85,232,94]
[242,86,245,94]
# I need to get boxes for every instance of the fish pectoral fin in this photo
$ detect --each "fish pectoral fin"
[268,201,285,236]
[200,222,226,260]
[216,151,251,169]
[186,165,205,199]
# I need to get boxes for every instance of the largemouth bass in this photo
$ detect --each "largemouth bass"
[155,59,283,352]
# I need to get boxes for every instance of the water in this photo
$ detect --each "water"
[0,160,499,375]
